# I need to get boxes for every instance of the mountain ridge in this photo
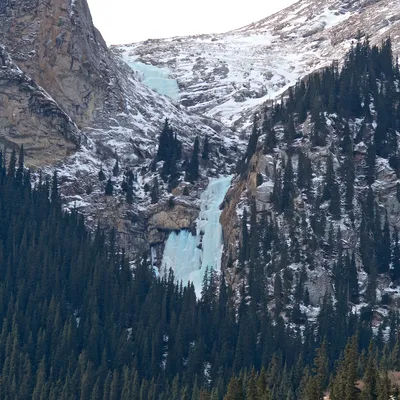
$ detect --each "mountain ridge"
[115,0,400,132]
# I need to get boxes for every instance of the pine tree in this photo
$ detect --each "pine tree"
[322,154,335,202]
[349,252,359,304]
[310,104,327,147]
[186,137,200,183]
[341,123,353,155]
[297,151,313,198]
[284,115,297,144]
[392,227,400,283]
[150,177,159,204]
[264,125,277,154]
[105,178,113,196]
[366,256,377,305]
[281,157,295,212]
[379,212,391,274]
[343,153,355,212]
[274,273,283,316]
[126,184,133,205]
[15,145,24,186]
[224,377,244,400]
[329,180,341,220]
[272,167,282,213]
[366,140,376,185]
[363,342,379,400]
[51,170,59,204]
[98,166,106,181]
[7,148,16,178]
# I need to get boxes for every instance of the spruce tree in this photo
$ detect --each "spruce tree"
[379,212,391,274]
[98,166,106,181]
[202,136,210,160]
[392,227,400,283]
[310,104,327,147]
[344,153,355,212]
[341,123,353,155]
[297,151,313,197]
[105,178,113,196]
[281,157,295,212]
[322,153,335,202]
[16,145,24,186]
[126,184,133,205]
[7,148,16,178]
[366,140,376,185]
[185,137,200,183]
[150,178,160,204]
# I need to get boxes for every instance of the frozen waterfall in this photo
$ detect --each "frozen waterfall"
[122,55,180,101]
[162,176,233,297]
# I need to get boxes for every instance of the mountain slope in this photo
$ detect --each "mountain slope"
[220,38,400,323]
[0,0,245,255]
[115,0,400,132]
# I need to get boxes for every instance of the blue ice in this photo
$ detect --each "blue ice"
[162,176,233,297]
[124,56,180,101]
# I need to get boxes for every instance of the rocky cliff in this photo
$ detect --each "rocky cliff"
[0,45,79,166]
[0,0,120,128]
[0,0,244,253]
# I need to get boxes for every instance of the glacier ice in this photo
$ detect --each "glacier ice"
[122,55,180,101]
[162,176,232,297]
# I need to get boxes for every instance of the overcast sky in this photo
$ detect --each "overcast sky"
[87,0,298,45]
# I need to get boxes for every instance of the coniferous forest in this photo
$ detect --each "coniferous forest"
[3,38,400,399]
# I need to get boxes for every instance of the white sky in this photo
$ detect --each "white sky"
[87,0,298,45]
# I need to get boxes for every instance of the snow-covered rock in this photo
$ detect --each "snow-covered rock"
[114,0,400,132]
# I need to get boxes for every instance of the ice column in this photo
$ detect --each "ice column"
[162,176,233,297]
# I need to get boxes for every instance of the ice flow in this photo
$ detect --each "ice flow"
[162,176,233,297]
[122,54,180,101]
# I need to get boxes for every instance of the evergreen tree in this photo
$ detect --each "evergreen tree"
[378,212,391,274]
[105,178,113,196]
[391,227,400,283]
[366,140,376,185]
[310,104,327,147]
[186,137,200,183]
[16,145,24,186]
[341,123,353,155]
[281,157,295,212]
[297,151,313,198]
[7,147,16,178]
[126,184,134,204]
[202,136,210,160]
[151,177,160,204]
[98,166,106,182]
[343,153,355,212]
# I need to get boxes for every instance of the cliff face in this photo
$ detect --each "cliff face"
[0,45,79,166]
[0,0,120,128]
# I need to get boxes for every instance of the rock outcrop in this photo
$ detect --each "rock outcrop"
[148,202,199,245]
[0,0,121,128]
[0,46,79,166]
